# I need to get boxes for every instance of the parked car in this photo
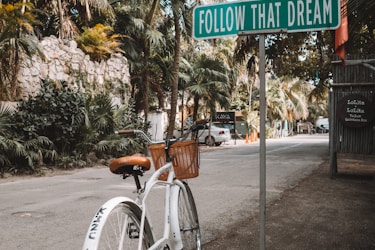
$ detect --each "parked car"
[172,124,231,146]
[214,123,235,133]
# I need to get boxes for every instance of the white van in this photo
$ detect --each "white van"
[315,117,329,133]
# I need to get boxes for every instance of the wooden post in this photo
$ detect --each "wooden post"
[329,87,337,177]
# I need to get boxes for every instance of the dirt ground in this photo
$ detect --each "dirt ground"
[203,155,375,250]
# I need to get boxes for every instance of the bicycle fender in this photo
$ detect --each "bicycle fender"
[82,197,139,250]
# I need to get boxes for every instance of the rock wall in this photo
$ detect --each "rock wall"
[18,36,130,102]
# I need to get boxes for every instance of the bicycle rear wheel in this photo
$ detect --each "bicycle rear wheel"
[83,198,154,250]
[176,182,201,250]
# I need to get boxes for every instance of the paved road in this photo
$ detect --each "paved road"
[0,134,328,249]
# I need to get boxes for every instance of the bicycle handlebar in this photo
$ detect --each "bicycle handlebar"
[117,130,138,135]
[115,129,156,144]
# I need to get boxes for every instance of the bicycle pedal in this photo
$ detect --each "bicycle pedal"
[128,223,140,239]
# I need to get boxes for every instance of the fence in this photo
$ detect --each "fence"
[329,54,375,176]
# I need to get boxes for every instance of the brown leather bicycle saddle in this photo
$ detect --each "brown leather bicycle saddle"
[109,154,151,175]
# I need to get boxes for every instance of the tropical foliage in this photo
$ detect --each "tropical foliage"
[0,101,54,174]
[11,80,86,154]
[75,24,123,61]
[0,80,147,176]
[184,54,231,122]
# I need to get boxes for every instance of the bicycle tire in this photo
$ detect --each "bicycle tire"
[177,182,201,250]
[83,198,154,250]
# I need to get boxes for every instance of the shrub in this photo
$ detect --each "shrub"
[2,81,150,174]
[93,98,150,158]
[11,80,86,156]
[0,102,55,175]
[77,93,116,158]
[75,24,124,61]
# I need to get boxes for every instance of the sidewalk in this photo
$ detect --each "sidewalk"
[202,153,375,249]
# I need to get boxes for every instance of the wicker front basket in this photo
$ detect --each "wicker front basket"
[148,140,199,180]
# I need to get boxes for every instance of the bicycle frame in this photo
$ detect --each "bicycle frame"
[83,162,190,250]
[137,160,192,250]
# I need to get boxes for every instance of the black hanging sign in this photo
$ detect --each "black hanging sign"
[213,112,235,123]
[337,94,375,128]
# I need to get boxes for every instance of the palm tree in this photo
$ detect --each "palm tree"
[188,56,230,146]
[0,2,44,101]
[165,0,183,139]
[32,0,115,39]
[307,80,329,121]
[112,0,165,120]
[112,0,197,136]
[161,0,197,138]
[69,0,115,32]
[282,77,309,121]
[185,54,231,123]
[262,76,309,135]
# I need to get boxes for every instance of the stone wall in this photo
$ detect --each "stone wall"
[18,36,130,102]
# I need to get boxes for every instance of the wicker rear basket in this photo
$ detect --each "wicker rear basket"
[148,140,199,180]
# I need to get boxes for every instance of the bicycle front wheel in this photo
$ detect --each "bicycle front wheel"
[176,181,201,250]
[83,198,154,250]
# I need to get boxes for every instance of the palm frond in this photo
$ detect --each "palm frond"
[146,29,165,47]
[132,18,145,30]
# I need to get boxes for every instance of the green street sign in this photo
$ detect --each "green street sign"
[193,0,341,39]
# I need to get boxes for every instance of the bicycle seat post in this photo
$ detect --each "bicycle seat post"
[133,174,143,193]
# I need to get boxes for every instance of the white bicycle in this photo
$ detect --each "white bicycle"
[82,125,203,250]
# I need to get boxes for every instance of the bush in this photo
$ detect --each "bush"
[0,102,55,175]
[93,98,150,158]
[1,80,150,175]
[75,24,124,61]
[11,80,86,155]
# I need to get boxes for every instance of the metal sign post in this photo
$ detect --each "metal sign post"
[239,29,284,250]
[259,34,266,250]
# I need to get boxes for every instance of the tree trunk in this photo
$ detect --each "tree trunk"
[57,0,63,39]
[141,0,159,123]
[248,78,254,131]
[191,95,200,139]
[192,95,199,122]
[180,85,184,137]
[166,8,181,139]
[21,0,26,14]
[143,48,150,123]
